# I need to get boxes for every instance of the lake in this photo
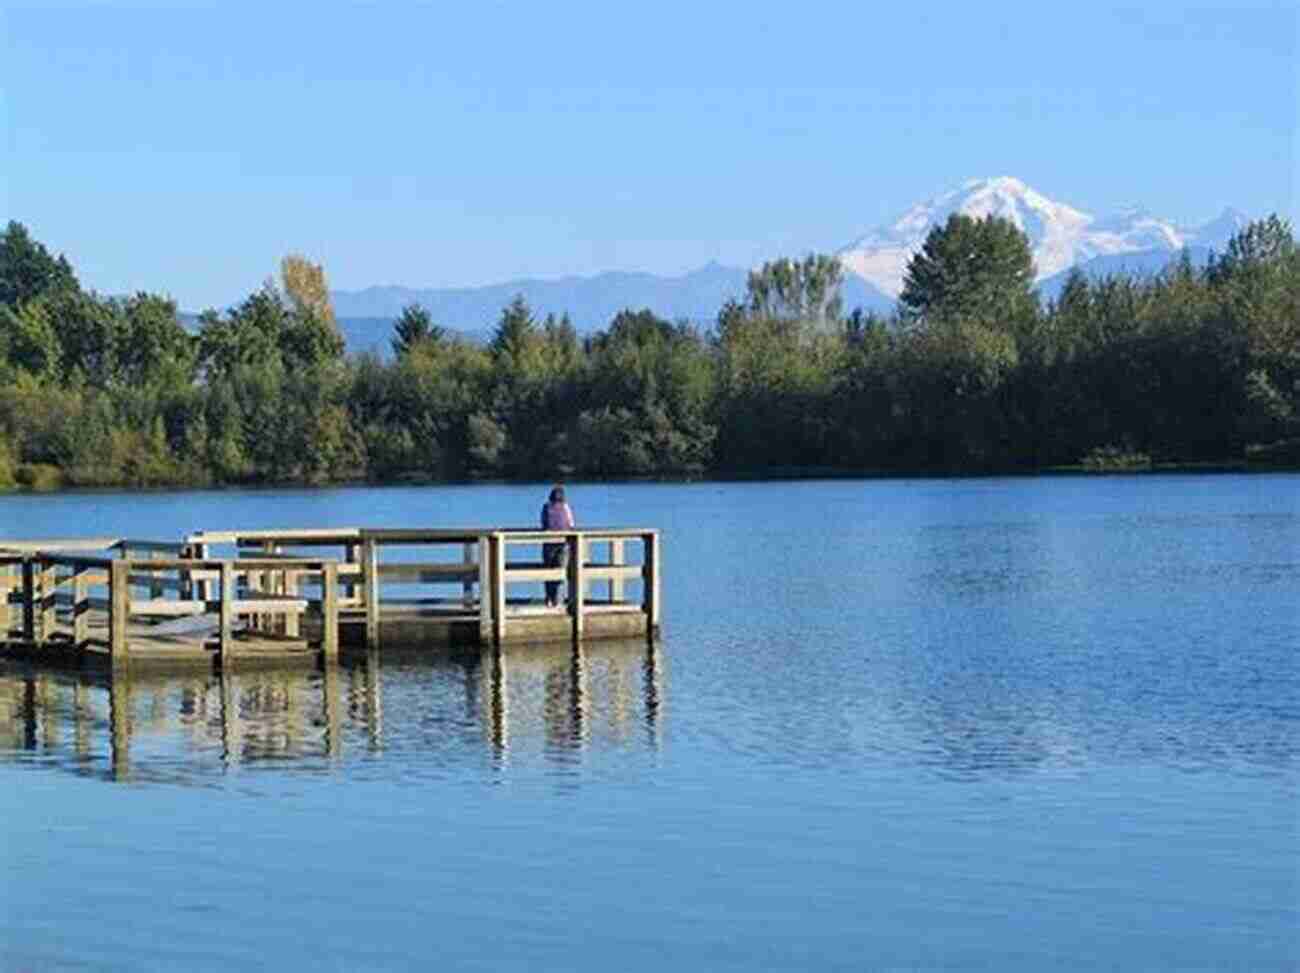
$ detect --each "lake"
[1,474,1296,970]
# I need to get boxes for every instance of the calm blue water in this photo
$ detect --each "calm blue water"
[1,475,1297,970]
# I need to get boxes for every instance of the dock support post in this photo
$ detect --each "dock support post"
[195,542,211,602]
[148,551,163,600]
[21,558,35,644]
[344,543,358,602]
[463,542,476,605]
[72,565,90,646]
[477,537,492,644]
[570,533,585,641]
[38,562,56,641]
[0,561,15,638]
[491,534,506,645]
[363,539,380,649]
[643,531,660,637]
[283,561,300,638]
[321,563,338,663]
[218,561,234,665]
[610,539,625,604]
[109,560,129,661]
[180,543,194,600]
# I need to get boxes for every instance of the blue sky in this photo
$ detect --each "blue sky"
[4,1,1297,309]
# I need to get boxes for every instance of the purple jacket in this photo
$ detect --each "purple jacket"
[541,501,575,530]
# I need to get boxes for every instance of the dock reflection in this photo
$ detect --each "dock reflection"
[0,639,665,784]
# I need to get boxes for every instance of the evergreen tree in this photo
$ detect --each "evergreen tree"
[491,294,538,362]
[0,221,79,308]
[900,214,1037,324]
[391,303,444,357]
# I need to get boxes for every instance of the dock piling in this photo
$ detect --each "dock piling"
[570,534,585,641]
[645,531,661,636]
[109,560,129,660]
[72,565,90,646]
[363,540,380,649]
[492,534,507,644]
[477,536,492,643]
[321,562,339,663]
[218,561,234,664]
[21,559,35,644]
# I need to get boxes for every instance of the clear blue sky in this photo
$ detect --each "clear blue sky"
[4,1,1297,310]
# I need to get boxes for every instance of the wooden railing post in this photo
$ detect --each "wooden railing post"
[492,534,506,645]
[478,536,492,644]
[261,541,279,632]
[180,543,194,600]
[570,533,585,641]
[363,539,380,648]
[320,562,338,663]
[344,543,358,602]
[21,557,35,644]
[244,543,264,632]
[218,561,234,665]
[39,561,56,641]
[195,538,210,600]
[610,539,625,604]
[0,561,12,638]
[72,565,90,646]
[643,531,660,637]
[462,541,476,605]
[109,560,129,660]
[148,551,163,600]
[283,559,300,638]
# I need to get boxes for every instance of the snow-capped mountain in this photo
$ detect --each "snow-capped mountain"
[838,176,1248,298]
[319,178,1253,354]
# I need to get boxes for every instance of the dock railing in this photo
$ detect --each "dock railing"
[488,529,660,643]
[185,526,661,646]
[1,546,339,664]
[4,524,661,658]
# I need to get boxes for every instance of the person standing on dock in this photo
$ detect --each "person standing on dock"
[541,485,575,608]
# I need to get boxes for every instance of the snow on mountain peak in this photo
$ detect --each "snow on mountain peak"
[1192,207,1251,250]
[837,177,1237,299]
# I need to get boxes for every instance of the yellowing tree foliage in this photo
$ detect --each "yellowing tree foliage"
[280,253,337,328]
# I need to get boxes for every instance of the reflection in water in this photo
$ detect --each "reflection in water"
[479,640,663,768]
[0,638,665,784]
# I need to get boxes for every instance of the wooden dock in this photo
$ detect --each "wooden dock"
[0,527,661,668]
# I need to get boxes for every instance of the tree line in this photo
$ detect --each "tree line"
[0,214,1295,490]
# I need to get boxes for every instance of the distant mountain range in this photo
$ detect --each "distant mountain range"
[333,262,750,331]
[326,176,1255,355]
[331,265,892,355]
[837,176,1247,298]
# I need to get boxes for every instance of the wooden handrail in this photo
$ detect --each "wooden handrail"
[112,539,190,553]
[0,538,122,553]
[2,525,660,655]
[188,527,362,545]
[499,529,658,543]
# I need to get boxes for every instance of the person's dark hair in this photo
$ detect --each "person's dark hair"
[549,485,565,503]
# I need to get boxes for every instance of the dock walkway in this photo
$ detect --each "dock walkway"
[1,526,660,667]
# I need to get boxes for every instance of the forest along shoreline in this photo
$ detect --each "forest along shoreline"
[1,214,1297,492]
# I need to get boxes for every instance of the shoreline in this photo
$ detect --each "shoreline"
[1,458,1296,497]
